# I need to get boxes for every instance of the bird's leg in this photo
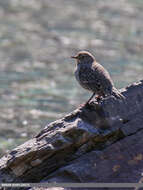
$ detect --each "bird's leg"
[96,95,102,102]
[85,92,96,105]
[79,93,98,108]
[78,93,96,108]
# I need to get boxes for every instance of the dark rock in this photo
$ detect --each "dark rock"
[0,80,143,190]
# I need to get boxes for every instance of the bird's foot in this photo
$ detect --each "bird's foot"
[95,95,102,103]
[78,95,102,109]
[79,103,86,108]
[78,101,91,109]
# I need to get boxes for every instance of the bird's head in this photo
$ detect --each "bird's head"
[71,51,95,65]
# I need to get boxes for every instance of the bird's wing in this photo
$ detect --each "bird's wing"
[92,62,114,88]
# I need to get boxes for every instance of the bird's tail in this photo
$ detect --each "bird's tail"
[111,87,125,100]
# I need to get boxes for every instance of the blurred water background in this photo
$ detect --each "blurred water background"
[0,0,143,156]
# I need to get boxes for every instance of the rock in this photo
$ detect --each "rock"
[0,80,143,190]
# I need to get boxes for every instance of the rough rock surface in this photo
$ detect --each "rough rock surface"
[0,80,143,190]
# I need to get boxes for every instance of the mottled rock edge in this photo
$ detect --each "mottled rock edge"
[0,80,143,187]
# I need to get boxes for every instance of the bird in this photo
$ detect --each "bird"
[71,50,124,105]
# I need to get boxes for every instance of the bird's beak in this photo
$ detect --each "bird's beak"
[71,56,78,59]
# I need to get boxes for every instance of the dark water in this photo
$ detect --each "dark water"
[0,0,143,156]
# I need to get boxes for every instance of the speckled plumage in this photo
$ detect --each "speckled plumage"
[72,51,124,104]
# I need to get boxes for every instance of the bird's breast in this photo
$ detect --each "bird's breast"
[74,65,80,82]
[74,65,93,91]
